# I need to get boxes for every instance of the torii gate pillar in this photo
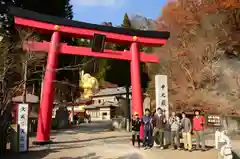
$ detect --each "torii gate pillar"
[130,42,142,116]
[35,31,61,143]
[130,42,144,138]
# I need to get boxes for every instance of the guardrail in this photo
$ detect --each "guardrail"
[215,130,233,159]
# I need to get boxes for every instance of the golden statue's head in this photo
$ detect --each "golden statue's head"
[79,70,99,99]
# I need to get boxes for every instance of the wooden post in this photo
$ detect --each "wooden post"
[22,60,28,103]
[125,85,131,132]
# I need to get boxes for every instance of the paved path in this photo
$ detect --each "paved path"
[2,121,226,159]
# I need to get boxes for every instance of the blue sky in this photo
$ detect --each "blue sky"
[71,0,168,26]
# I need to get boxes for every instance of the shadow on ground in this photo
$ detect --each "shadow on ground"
[49,152,144,159]
[30,128,112,137]
[60,152,144,159]
[2,149,54,159]
[3,135,131,159]
[115,152,144,159]
[52,135,130,144]
[30,120,114,137]
[233,150,240,159]
[52,121,113,135]
[2,145,86,159]
[180,144,214,151]
[3,152,102,159]
[59,152,101,159]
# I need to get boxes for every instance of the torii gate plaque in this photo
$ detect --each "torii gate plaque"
[9,6,170,145]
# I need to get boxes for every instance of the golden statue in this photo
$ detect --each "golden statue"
[79,70,99,99]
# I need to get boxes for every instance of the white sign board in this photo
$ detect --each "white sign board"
[155,75,169,119]
[17,103,29,152]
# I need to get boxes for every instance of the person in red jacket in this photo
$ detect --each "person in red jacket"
[192,110,206,151]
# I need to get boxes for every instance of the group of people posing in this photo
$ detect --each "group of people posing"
[131,107,206,152]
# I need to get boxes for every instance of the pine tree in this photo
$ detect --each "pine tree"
[122,13,131,28]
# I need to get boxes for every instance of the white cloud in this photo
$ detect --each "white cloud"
[72,0,124,7]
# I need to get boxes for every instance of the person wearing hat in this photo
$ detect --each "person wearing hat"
[193,109,206,151]
[132,112,141,148]
[152,107,166,149]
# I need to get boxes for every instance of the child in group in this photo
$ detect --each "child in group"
[132,112,141,148]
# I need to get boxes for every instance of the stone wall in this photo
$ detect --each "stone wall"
[225,116,240,132]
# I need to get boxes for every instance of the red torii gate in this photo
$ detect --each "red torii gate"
[9,6,170,145]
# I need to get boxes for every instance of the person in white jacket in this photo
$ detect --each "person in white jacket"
[218,130,233,159]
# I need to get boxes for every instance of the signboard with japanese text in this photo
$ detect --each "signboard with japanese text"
[207,115,221,127]
[155,75,169,120]
[17,103,29,152]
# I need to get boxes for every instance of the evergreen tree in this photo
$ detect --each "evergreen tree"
[122,13,131,28]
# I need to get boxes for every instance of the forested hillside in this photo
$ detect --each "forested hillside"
[147,0,240,114]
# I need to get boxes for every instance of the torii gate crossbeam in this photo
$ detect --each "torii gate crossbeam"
[8,6,170,145]
[23,41,159,63]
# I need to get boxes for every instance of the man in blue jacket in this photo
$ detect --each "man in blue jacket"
[142,108,153,149]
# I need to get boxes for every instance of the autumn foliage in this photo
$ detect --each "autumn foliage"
[148,0,240,114]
